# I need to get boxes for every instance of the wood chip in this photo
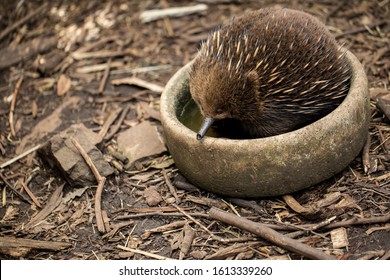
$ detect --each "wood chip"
[330,227,349,249]
[57,74,71,96]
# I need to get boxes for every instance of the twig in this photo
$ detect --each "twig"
[0,3,48,41]
[209,207,335,260]
[322,215,390,230]
[98,107,122,139]
[173,204,225,242]
[22,179,42,208]
[0,144,41,169]
[140,4,208,23]
[110,64,171,75]
[117,245,175,260]
[335,21,388,39]
[71,138,106,233]
[362,132,371,174]
[162,169,180,204]
[285,216,337,239]
[0,171,32,204]
[111,77,164,93]
[72,49,138,60]
[104,105,130,141]
[114,211,208,220]
[9,75,24,137]
[98,58,111,94]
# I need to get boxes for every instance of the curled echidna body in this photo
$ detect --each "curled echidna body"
[190,7,351,140]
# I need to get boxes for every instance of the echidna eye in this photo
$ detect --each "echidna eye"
[216,108,223,114]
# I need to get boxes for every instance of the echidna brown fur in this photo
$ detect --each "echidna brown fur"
[190,7,351,139]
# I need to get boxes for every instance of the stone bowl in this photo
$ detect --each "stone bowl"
[160,51,370,198]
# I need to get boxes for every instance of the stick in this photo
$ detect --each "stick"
[173,204,225,242]
[362,132,371,174]
[98,58,111,93]
[71,138,106,233]
[0,236,71,251]
[209,207,335,260]
[0,3,48,41]
[98,107,122,139]
[117,245,175,260]
[322,215,390,229]
[9,75,24,137]
[22,180,42,208]
[111,77,164,93]
[285,216,337,239]
[0,144,41,169]
[104,105,130,141]
[140,4,208,23]
[162,169,180,204]
[0,171,32,204]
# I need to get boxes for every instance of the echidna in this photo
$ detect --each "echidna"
[190,7,351,140]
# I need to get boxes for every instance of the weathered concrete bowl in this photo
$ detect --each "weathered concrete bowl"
[160,51,369,198]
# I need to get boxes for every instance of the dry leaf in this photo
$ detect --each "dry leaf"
[57,74,71,96]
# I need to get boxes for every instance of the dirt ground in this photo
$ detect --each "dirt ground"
[0,0,389,260]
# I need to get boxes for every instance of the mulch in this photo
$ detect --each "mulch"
[0,0,389,260]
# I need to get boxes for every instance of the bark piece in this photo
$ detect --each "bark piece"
[117,121,166,166]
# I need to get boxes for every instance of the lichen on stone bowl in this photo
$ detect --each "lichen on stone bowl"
[160,51,370,198]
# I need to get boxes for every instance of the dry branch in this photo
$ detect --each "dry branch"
[209,207,335,260]
[71,138,106,233]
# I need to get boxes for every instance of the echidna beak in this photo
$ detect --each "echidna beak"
[196,117,215,140]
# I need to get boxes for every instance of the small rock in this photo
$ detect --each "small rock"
[39,123,113,186]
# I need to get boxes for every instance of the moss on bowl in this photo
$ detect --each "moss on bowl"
[160,51,370,198]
